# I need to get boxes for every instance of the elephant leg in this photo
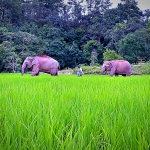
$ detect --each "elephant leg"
[35,72,40,76]
[51,73,57,76]
[110,69,116,76]
[50,70,58,76]
[55,72,58,76]
[126,71,131,76]
[31,65,39,76]
[109,64,116,76]
[51,73,58,76]
[115,73,119,77]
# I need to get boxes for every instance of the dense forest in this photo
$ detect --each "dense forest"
[0,0,150,72]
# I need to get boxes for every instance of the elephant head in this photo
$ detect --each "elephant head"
[101,61,112,74]
[21,56,38,76]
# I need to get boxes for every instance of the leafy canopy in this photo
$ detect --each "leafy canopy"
[103,49,123,61]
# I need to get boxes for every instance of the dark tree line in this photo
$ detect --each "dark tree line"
[0,0,150,72]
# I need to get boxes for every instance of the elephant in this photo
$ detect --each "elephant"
[21,55,60,76]
[101,60,132,76]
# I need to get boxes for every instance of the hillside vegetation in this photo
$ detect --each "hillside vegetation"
[0,0,150,72]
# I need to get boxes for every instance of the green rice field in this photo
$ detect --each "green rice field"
[0,73,150,150]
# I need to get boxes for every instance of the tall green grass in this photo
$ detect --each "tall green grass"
[0,74,150,149]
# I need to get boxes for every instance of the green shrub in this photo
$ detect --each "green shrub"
[146,62,150,74]
[103,49,123,61]
[132,63,150,75]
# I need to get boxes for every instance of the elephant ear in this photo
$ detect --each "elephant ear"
[27,56,34,62]
[31,57,39,75]
[31,57,38,66]
[106,62,113,69]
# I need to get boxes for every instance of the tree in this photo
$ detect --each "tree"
[0,27,44,69]
[65,43,85,68]
[21,0,64,23]
[0,41,21,72]
[83,40,104,65]
[117,0,143,24]
[146,20,150,29]
[86,14,104,42]
[106,23,127,51]
[103,0,144,51]
[0,0,148,72]
[0,0,22,25]
[144,9,150,23]
[103,49,123,61]
[44,39,66,68]
[74,27,85,47]
[85,0,112,14]
[67,0,83,21]
[118,28,150,63]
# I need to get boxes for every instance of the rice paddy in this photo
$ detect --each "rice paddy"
[0,73,150,149]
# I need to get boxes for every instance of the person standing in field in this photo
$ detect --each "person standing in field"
[77,65,83,77]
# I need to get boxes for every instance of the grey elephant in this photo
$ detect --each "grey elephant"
[21,55,60,76]
[101,60,132,76]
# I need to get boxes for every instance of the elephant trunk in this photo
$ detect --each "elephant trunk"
[101,67,106,74]
[21,63,26,76]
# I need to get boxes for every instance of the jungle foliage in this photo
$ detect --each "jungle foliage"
[103,49,123,61]
[0,0,150,72]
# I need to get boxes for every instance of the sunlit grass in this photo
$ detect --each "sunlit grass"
[0,73,150,149]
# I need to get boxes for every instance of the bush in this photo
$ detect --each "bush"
[132,63,150,75]
[71,65,101,75]
[83,40,104,65]
[103,49,123,61]
[146,62,150,74]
